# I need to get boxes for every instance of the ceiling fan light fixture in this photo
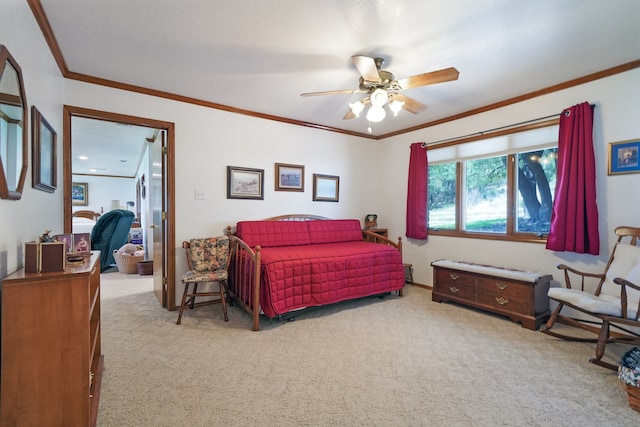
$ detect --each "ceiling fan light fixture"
[366,105,386,123]
[349,100,365,117]
[389,99,404,116]
[370,88,388,107]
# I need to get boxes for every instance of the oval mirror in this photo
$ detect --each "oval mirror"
[0,45,28,200]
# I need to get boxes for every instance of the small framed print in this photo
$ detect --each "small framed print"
[227,166,264,200]
[54,233,72,253]
[608,139,640,175]
[72,182,89,206]
[275,163,304,192]
[312,174,339,202]
[73,233,91,252]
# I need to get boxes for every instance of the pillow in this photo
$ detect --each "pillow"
[236,221,311,247]
[307,219,363,244]
[119,243,139,254]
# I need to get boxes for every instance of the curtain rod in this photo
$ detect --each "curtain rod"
[418,104,595,148]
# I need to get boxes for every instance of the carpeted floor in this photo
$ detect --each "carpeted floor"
[96,271,639,426]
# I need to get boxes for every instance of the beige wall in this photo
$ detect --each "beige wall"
[2,0,639,304]
[0,1,65,277]
[378,68,640,287]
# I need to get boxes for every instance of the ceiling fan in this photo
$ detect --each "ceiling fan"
[301,56,459,122]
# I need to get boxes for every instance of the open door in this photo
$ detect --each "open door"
[149,130,168,306]
[63,106,176,310]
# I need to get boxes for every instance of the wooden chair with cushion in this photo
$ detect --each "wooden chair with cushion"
[176,236,230,325]
[541,226,640,370]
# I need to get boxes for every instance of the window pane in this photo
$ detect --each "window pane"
[464,156,507,233]
[428,162,456,229]
[516,148,557,234]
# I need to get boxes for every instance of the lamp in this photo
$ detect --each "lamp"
[389,99,405,116]
[350,88,404,124]
[370,88,388,107]
[366,105,386,123]
[349,100,365,117]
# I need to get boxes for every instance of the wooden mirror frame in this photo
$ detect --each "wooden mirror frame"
[0,45,28,200]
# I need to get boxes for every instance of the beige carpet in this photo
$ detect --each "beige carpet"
[97,272,639,427]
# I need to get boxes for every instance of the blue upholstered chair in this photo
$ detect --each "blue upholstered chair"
[90,209,135,272]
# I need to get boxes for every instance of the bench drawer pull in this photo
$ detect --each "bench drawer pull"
[449,273,459,280]
[496,282,508,290]
[449,286,460,294]
[496,296,509,305]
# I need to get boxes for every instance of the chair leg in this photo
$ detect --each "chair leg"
[589,319,617,371]
[190,283,198,309]
[542,303,563,332]
[176,282,191,325]
[219,281,229,322]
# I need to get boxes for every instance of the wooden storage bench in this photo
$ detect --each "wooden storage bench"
[431,260,552,330]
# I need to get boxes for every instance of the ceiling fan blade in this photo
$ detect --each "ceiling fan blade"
[394,93,427,114]
[300,89,361,97]
[343,110,356,120]
[396,67,459,90]
[351,55,381,83]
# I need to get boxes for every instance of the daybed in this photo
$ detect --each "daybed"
[227,215,405,330]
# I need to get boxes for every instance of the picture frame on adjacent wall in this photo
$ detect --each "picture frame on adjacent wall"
[275,163,304,192]
[227,166,264,200]
[608,139,640,175]
[31,106,57,193]
[312,174,339,202]
[72,182,89,206]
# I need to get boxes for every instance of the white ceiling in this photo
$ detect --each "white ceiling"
[36,0,639,175]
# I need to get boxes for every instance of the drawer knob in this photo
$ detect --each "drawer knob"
[449,273,459,280]
[496,282,508,290]
[449,286,460,294]
[496,296,509,305]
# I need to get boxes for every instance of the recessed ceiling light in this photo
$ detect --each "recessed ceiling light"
[78,155,88,160]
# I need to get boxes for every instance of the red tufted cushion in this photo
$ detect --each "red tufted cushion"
[236,220,311,248]
[306,219,363,244]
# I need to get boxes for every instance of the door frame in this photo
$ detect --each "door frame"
[63,105,177,310]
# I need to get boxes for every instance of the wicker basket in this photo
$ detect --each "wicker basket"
[113,250,144,274]
[619,347,640,412]
[625,384,640,412]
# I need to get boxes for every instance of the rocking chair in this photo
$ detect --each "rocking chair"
[542,226,640,370]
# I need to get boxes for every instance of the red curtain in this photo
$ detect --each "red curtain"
[546,102,599,255]
[406,142,428,239]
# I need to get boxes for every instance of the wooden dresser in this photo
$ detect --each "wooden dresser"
[431,259,551,330]
[1,252,102,427]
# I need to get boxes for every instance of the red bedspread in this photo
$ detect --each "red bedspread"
[258,241,404,317]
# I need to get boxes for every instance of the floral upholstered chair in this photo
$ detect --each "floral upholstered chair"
[176,236,230,325]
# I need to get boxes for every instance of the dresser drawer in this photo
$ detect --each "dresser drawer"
[477,289,533,315]
[435,268,476,287]
[476,276,531,299]
[434,280,476,300]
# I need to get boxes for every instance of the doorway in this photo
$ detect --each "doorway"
[63,105,177,310]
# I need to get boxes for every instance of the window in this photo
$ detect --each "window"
[427,122,558,242]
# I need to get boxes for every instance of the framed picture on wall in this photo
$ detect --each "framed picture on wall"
[72,182,88,206]
[275,163,304,192]
[312,174,339,202]
[31,106,57,193]
[227,166,264,200]
[608,139,640,175]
